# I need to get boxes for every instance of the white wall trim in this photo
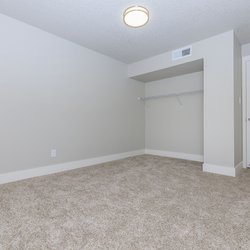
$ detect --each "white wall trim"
[202,162,242,177]
[145,149,204,162]
[0,150,145,185]
[242,55,250,168]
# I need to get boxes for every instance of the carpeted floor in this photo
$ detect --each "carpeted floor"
[0,155,250,250]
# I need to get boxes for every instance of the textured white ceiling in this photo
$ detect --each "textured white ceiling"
[0,0,250,63]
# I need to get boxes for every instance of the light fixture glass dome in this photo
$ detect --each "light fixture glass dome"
[123,6,149,28]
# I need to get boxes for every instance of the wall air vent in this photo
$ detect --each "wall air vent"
[172,46,192,61]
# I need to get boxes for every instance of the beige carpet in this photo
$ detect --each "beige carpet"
[0,155,250,250]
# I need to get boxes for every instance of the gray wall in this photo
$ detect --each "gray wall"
[0,14,145,174]
[145,72,203,155]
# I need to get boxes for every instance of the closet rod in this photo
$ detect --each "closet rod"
[138,89,203,101]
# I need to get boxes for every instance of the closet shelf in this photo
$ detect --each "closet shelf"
[138,89,203,102]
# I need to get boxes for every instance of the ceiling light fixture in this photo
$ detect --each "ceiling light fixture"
[123,6,149,28]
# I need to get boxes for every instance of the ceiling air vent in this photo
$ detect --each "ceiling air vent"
[172,46,192,61]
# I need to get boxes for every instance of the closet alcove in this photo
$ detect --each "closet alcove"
[137,59,204,161]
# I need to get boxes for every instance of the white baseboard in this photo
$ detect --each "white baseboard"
[0,149,242,184]
[203,161,243,177]
[0,150,145,185]
[145,149,203,162]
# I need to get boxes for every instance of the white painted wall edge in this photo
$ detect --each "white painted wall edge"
[203,161,243,177]
[0,150,145,185]
[145,149,204,162]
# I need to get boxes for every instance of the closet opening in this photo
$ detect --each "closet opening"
[138,59,204,162]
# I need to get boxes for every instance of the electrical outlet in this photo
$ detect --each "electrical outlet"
[51,149,57,158]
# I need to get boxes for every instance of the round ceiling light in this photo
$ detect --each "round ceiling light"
[123,6,149,28]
